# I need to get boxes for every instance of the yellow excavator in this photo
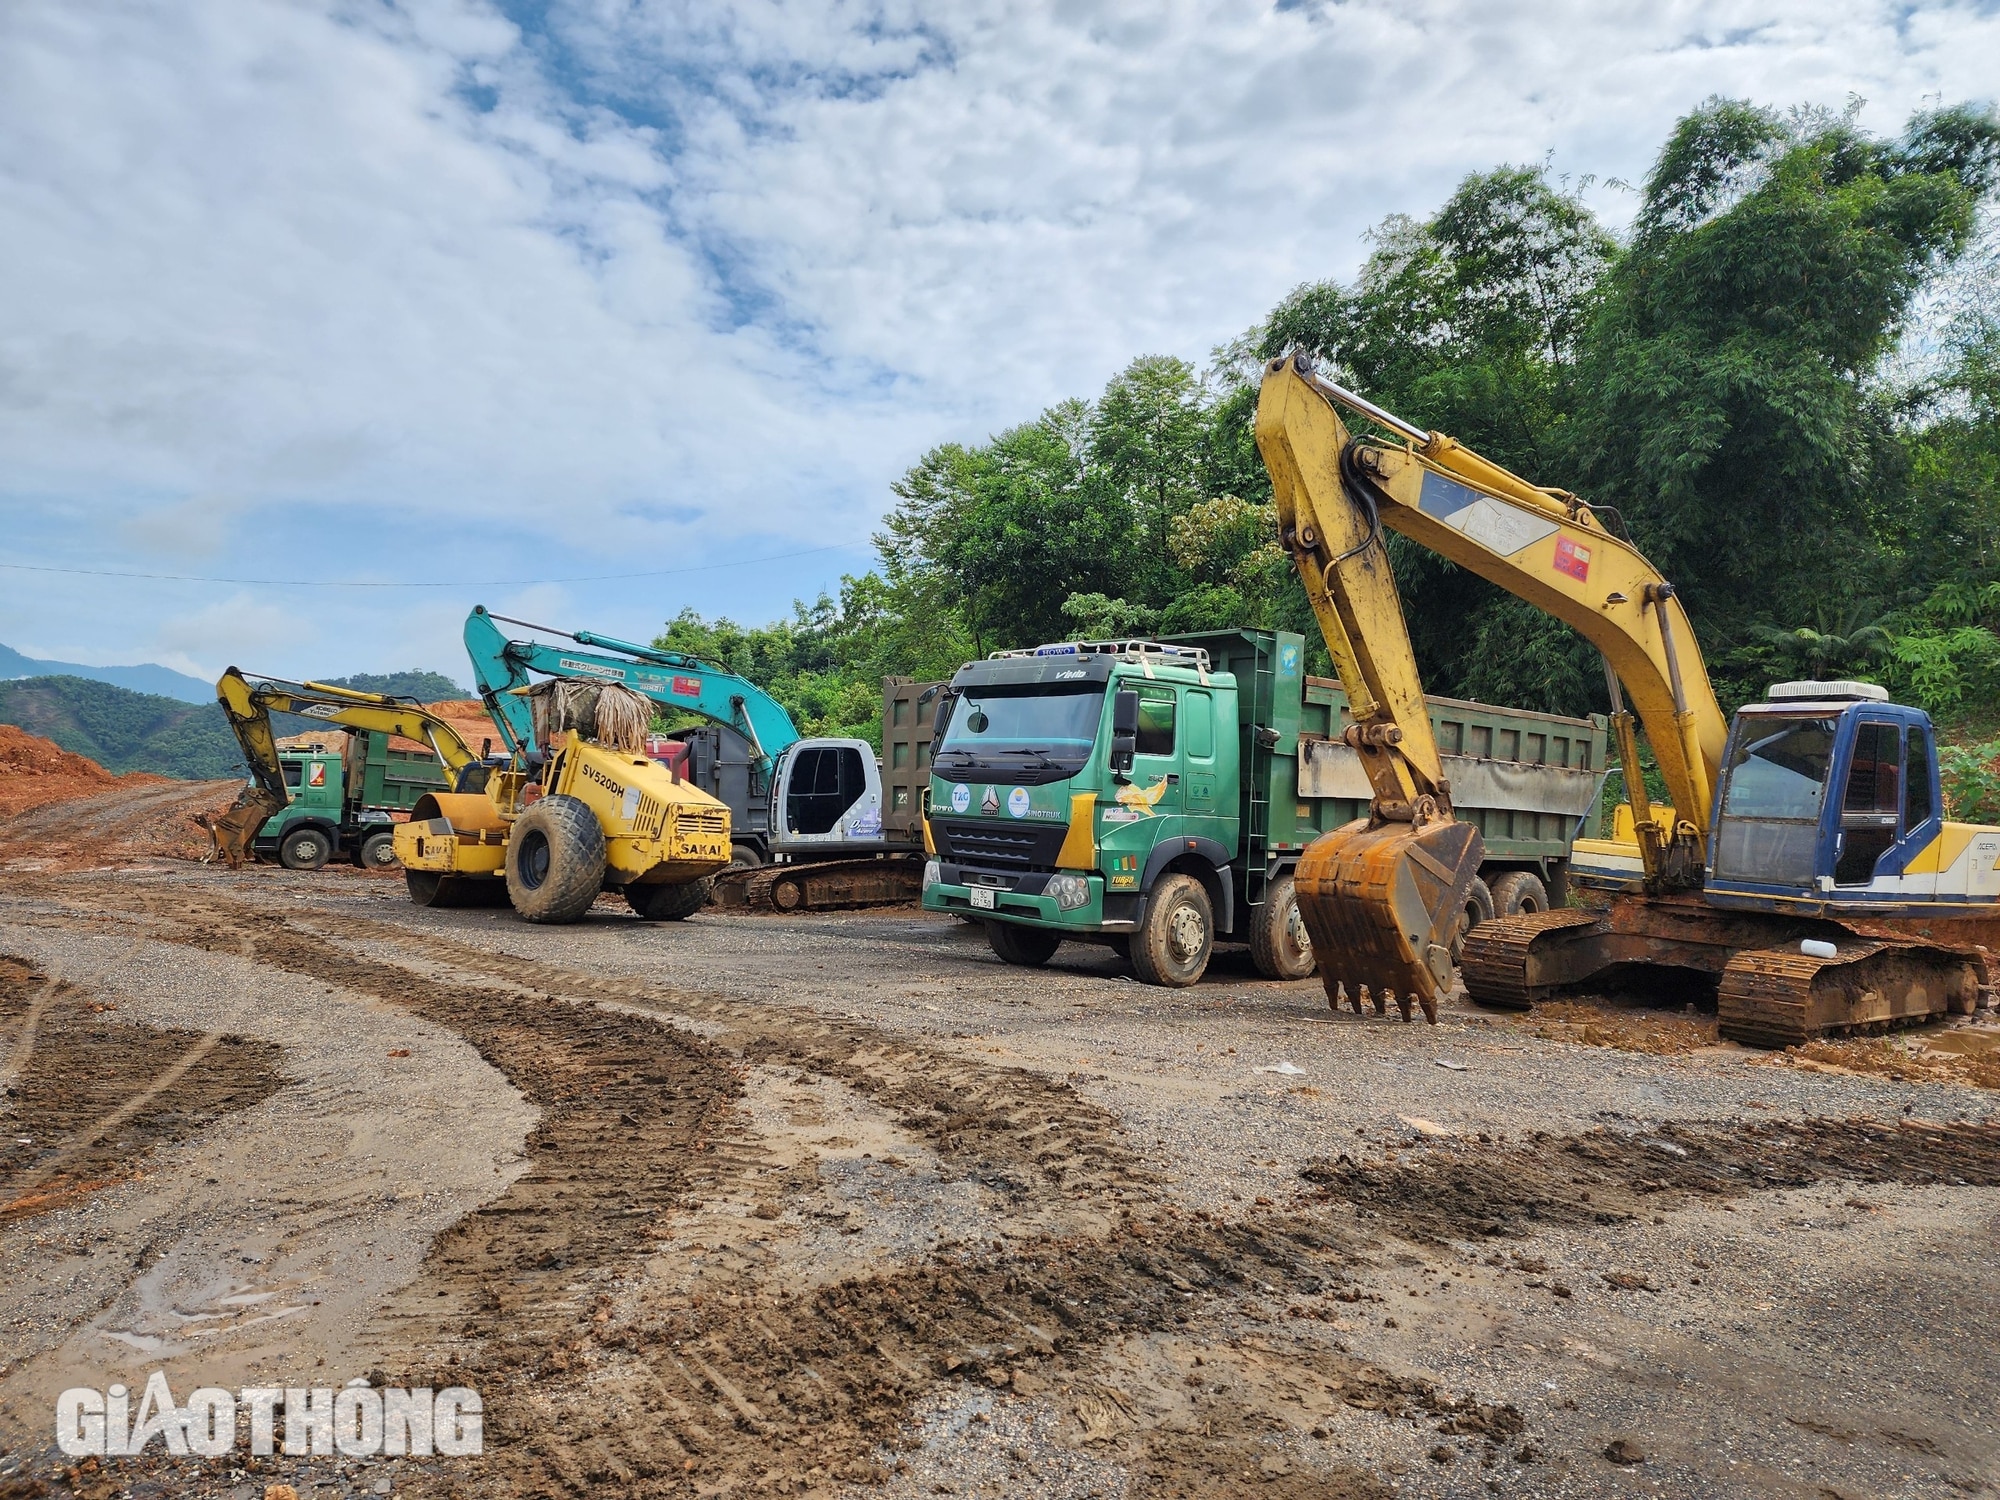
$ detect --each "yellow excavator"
[1256,353,1998,1046]
[215,670,732,923]
[211,669,484,872]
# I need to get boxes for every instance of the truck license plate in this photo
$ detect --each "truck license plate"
[969,886,995,910]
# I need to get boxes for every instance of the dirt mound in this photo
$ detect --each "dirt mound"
[423,698,500,757]
[0,724,163,819]
[1301,1117,2000,1245]
[0,776,243,869]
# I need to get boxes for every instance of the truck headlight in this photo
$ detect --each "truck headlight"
[1046,873,1090,911]
[922,859,941,891]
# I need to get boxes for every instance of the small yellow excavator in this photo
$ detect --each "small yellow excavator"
[211,669,483,872]
[1256,353,1998,1046]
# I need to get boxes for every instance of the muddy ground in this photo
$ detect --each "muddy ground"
[0,858,1996,1500]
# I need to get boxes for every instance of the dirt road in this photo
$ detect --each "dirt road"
[1,861,1996,1499]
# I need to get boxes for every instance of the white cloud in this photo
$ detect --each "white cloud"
[1,0,1996,680]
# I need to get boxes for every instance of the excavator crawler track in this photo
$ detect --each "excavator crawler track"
[1717,940,1980,1049]
[725,855,925,913]
[1459,907,1605,1009]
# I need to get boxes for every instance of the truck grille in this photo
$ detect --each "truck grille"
[933,819,1066,871]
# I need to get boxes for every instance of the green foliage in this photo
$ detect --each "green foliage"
[653,98,2000,759]
[0,676,245,778]
[327,670,468,700]
[1939,741,2000,822]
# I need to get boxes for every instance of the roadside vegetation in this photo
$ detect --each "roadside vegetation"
[659,97,2000,786]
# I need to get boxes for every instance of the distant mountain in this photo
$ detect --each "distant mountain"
[0,642,212,704]
[0,676,245,779]
[325,669,467,699]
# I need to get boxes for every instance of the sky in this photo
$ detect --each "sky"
[2,0,1997,689]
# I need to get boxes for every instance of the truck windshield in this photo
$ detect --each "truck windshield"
[936,688,1103,766]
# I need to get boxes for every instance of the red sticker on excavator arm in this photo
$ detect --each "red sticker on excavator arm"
[672,675,703,698]
[1553,537,1591,581]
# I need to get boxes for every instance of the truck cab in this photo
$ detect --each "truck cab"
[1705,681,2000,912]
[922,641,1259,985]
[256,746,349,870]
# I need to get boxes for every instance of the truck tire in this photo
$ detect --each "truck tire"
[1488,870,1548,918]
[1131,874,1213,988]
[1249,873,1315,980]
[357,830,398,870]
[627,876,715,921]
[729,842,764,872]
[1451,877,1495,965]
[988,920,1061,968]
[279,826,333,871]
[506,794,605,923]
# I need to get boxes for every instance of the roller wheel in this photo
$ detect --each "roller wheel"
[1488,870,1549,918]
[279,826,333,871]
[358,830,398,870]
[1131,874,1213,988]
[769,874,807,912]
[506,794,605,923]
[1248,872,1315,980]
[988,920,1061,968]
[627,875,715,922]
[1451,877,1496,966]
[404,870,508,908]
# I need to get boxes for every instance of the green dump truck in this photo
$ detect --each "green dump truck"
[257,729,452,871]
[921,629,1607,986]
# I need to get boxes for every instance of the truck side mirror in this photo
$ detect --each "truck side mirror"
[1110,689,1139,774]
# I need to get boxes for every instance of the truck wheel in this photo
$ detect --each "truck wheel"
[988,920,1061,967]
[1488,870,1548,918]
[279,826,333,871]
[1131,874,1213,988]
[358,830,398,870]
[1451,877,1495,965]
[1249,873,1315,980]
[729,843,764,872]
[506,794,605,923]
[627,876,715,921]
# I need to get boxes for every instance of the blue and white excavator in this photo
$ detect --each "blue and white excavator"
[461,606,930,910]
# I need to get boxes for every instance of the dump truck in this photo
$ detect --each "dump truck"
[252,730,453,870]
[920,628,1606,987]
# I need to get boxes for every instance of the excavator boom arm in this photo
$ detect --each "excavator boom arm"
[1258,355,1730,865]
[462,605,801,775]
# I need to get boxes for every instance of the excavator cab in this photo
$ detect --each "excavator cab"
[1706,683,1962,906]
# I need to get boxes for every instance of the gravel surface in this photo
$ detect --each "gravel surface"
[0,863,1994,1499]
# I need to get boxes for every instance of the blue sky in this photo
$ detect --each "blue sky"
[2,0,1997,688]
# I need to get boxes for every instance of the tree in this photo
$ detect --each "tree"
[1567,98,2000,693]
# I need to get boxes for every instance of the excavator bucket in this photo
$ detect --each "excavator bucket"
[204,786,287,871]
[1294,816,1484,1023]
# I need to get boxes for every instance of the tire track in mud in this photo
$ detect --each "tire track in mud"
[0,955,285,1225]
[296,908,1154,1209]
[5,882,1527,1497]
[1302,1117,2000,1245]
